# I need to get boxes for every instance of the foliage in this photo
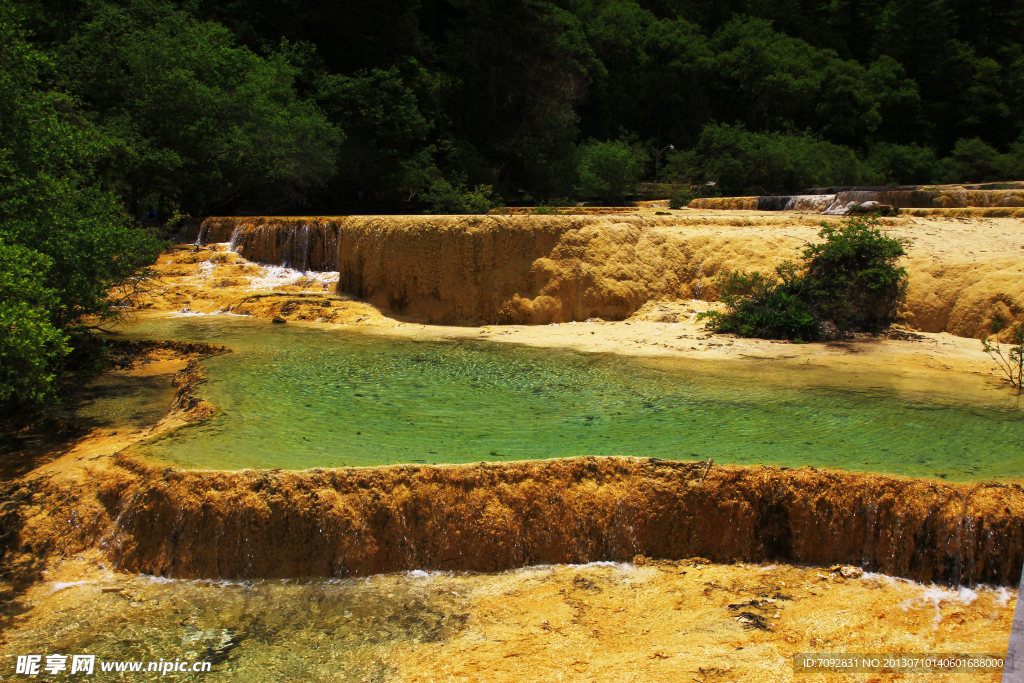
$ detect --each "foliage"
[1,5,163,408]
[697,266,818,341]
[660,149,701,185]
[0,241,69,407]
[940,138,1005,183]
[699,216,910,340]
[422,175,499,214]
[801,217,911,331]
[982,317,1024,392]
[11,0,1024,207]
[574,137,648,202]
[315,64,433,199]
[668,186,695,210]
[865,143,938,185]
[696,123,871,195]
[59,0,342,216]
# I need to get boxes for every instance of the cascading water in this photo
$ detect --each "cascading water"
[189,217,342,273]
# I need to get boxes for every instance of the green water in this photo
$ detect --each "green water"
[121,316,1024,480]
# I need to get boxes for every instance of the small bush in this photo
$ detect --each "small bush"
[699,215,910,340]
[698,266,817,340]
[802,217,910,330]
[982,317,1024,392]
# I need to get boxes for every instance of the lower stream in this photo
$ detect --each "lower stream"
[108,316,1023,480]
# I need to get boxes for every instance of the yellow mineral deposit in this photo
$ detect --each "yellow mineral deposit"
[169,211,1023,338]
[2,208,1022,680]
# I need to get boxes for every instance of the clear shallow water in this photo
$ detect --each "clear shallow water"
[119,316,1024,480]
[0,572,468,682]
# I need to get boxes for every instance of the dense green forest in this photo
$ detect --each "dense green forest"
[2,0,1024,405]
[8,0,1024,214]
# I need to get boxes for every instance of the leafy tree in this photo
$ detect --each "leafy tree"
[660,148,701,184]
[438,0,594,193]
[865,143,938,185]
[1,6,162,408]
[0,242,69,406]
[1003,134,1024,180]
[315,64,433,200]
[874,0,1016,150]
[709,16,824,131]
[59,0,341,216]
[10,0,1024,207]
[940,137,1005,182]
[574,137,648,202]
[696,123,871,195]
[864,56,924,145]
[570,0,711,147]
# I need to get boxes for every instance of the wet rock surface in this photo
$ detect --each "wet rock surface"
[0,557,1013,682]
[10,453,1020,586]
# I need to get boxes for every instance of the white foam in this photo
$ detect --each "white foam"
[170,310,250,318]
[245,266,339,292]
[49,580,93,592]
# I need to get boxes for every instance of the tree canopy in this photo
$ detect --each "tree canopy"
[10,0,1024,211]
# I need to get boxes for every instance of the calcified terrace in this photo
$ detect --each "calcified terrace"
[4,209,1023,591]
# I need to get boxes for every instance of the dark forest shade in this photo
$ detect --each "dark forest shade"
[9,0,1024,212]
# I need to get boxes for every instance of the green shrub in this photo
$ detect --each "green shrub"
[699,215,910,340]
[802,217,910,330]
[697,266,817,340]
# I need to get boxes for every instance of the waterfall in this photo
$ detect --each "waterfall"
[191,217,343,273]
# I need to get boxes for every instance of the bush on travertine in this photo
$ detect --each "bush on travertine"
[699,215,910,341]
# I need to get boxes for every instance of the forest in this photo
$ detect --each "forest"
[2,0,1024,405]
[7,0,1024,214]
